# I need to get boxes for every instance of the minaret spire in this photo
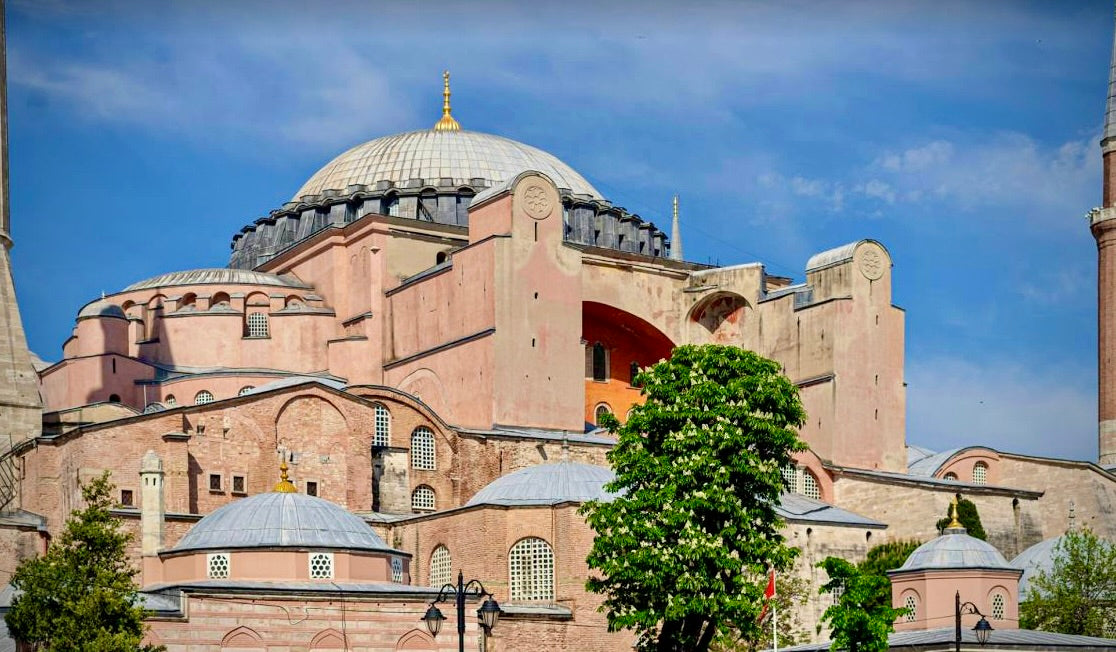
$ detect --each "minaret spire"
[1094,6,1116,467]
[668,194,683,261]
[433,70,461,132]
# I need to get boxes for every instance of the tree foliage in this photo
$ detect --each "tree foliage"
[858,540,922,579]
[581,345,807,652]
[5,473,162,651]
[818,557,906,652]
[1019,528,1116,636]
[935,496,986,540]
[710,569,812,652]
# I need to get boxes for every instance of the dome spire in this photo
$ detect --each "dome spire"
[433,70,461,132]
[945,495,966,532]
[274,459,297,493]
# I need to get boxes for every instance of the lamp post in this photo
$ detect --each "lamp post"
[955,590,993,652]
[422,570,503,652]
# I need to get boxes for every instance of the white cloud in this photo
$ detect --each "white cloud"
[854,179,898,204]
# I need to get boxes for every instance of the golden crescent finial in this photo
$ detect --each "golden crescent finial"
[433,70,462,132]
[946,495,964,530]
[274,459,297,493]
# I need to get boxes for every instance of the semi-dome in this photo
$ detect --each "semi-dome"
[174,491,389,553]
[466,461,617,507]
[77,299,126,320]
[897,531,1015,572]
[294,129,603,201]
[1012,535,1066,597]
[123,268,309,292]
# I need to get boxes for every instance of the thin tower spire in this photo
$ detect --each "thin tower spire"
[433,70,462,132]
[669,194,683,261]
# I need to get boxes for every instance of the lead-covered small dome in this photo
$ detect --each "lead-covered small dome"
[174,492,389,552]
[77,299,126,320]
[466,461,617,507]
[897,531,1014,572]
[1012,535,1066,597]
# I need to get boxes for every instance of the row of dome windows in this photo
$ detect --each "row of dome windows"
[942,461,989,485]
[206,551,404,583]
[428,537,554,602]
[901,590,1005,622]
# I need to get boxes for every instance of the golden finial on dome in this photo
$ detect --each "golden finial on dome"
[274,459,297,493]
[946,495,964,530]
[433,70,462,132]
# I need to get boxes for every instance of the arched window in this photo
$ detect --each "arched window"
[382,194,400,217]
[991,592,1005,620]
[801,470,821,500]
[943,472,958,481]
[165,395,177,406]
[594,403,612,426]
[429,545,451,588]
[194,390,214,405]
[629,360,641,386]
[373,403,391,447]
[508,537,554,602]
[238,386,255,396]
[592,343,609,381]
[108,394,121,403]
[246,312,269,338]
[436,251,449,265]
[412,485,436,513]
[177,293,197,312]
[209,292,231,310]
[972,461,988,485]
[782,464,798,493]
[903,594,918,622]
[411,427,436,470]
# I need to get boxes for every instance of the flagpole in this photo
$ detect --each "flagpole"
[773,599,777,652]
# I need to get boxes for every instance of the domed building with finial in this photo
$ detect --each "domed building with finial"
[3,46,1116,650]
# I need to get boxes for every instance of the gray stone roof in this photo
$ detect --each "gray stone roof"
[804,239,888,273]
[173,492,392,553]
[144,579,436,598]
[466,461,618,507]
[907,447,961,477]
[893,530,1017,573]
[777,492,886,528]
[294,129,602,201]
[240,376,347,396]
[76,299,126,320]
[774,626,1116,651]
[123,268,309,291]
[1012,535,1065,598]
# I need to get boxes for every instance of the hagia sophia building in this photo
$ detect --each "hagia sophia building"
[3,12,1116,652]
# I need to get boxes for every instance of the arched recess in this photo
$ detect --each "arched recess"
[222,626,264,650]
[395,629,437,651]
[309,628,347,650]
[582,301,675,425]
[275,395,348,455]
[688,291,749,343]
[396,368,450,422]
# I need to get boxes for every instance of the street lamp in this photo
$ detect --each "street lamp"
[955,590,994,652]
[423,570,503,652]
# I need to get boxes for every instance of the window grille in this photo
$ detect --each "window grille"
[508,537,554,602]
[309,552,334,579]
[246,312,269,338]
[238,386,255,396]
[209,473,222,492]
[944,472,958,481]
[411,428,436,470]
[904,594,917,622]
[972,462,988,485]
[374,403,391,447]
[412,485,436,512]
[430,545,451,588]
[165,395,177,406]
[801,471,821,500]
[194,390,214,405]
[232,475,246,494]
[207,553,230,579]
[594,404,612,426]
[120,490,134,507]
[306,481,318,497]
[391,557,403,583]
[782,465,798,493]
[991,593,1005,620]
[592,343,608,381]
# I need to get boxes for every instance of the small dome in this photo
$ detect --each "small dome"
[174,492,389,552]
[466,461,617,507]
[123,268,309,292]
[1012,535,1066,597]
[77,299,126,320]
[897,532,1014,572]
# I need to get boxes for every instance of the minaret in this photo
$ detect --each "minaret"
[140,450,165,556]
[1095,10,1116,467]
[432,70,461,132]
[0,0,42,461]
[669,194,683,261]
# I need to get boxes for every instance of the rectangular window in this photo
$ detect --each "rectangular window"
[207,553,230,579]
[120,490,134,507]
[309,552,334,579]
[209,473,223,492]
[306,481,319,497]
[232,475,246,495]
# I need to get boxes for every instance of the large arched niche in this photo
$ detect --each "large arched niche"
[395,629,437,651]
[275,395,348,452]
[688,291,749,343]
[396,368,449,418]
[222,626,264,651]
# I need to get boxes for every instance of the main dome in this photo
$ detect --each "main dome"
[293,129,603,201]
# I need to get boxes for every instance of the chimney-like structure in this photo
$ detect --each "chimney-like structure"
[669,194,683,261]
[140,450,165,556]
[1094,10,1116,468]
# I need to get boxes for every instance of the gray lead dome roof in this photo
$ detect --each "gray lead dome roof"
[77,299,126,320]
[895,531,1016,572]
[466,461,617,507]
[1012,535,1066,596]
[174,492,389,552]
[294,130,603,200]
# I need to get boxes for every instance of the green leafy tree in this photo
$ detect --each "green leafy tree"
[710,569,812,652]
[818,557,906,652]
[935,496,986,540]
[858,540,922,579]
[5,473,162,651]
[1019,528,1116,636]
[582,345,807,652]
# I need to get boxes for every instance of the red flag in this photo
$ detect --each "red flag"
[757,568,776,623]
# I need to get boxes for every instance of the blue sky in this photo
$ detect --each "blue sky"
[6,0,1110,460]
